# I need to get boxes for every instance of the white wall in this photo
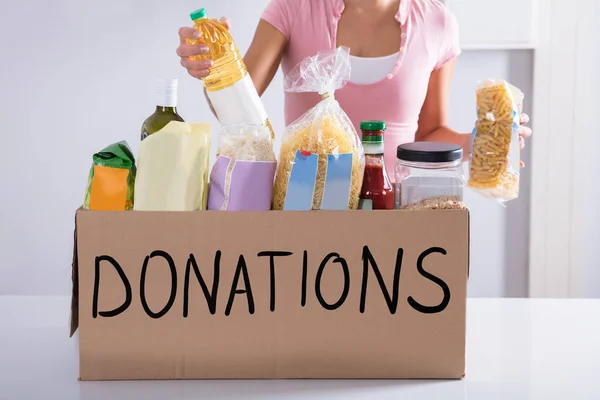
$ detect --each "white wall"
[0,0,531,297]
[584,7,600,298]
[449,50,533,298]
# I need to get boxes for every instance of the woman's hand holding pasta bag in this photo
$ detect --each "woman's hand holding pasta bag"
[518,112,532,167]
[176,17,231,79]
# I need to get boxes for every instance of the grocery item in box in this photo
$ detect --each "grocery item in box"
[358,121,394,210]
[395,142,466,210]
[83,141,136,211]
[141,78,185,141]
[468,79,524,202]
[188,8,274,140]
[273,47,365,211]
[134,121,210,211]
[208,124,277,211]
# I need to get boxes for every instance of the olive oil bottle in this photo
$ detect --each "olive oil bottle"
[141,78,185,141]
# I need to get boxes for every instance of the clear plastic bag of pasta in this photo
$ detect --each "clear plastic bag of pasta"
[468,79,524,203]
[273,46,365,210]
[207,124,277,211]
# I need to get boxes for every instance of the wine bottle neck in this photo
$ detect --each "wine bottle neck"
[155,106,178,114]
[155,78,178,107]
[156,93,177,108]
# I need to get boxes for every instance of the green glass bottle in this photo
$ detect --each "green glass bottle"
[141,78,185,141]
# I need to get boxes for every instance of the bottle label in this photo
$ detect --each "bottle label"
[156,78,178,107]
[358,198,373,210]
[321,153,354,210]
[207,75,269,127]
[156,92,177,107]
[208,156,277,211]
[283,151,354,210]
[363,142,384,155]
[284,150,319,210]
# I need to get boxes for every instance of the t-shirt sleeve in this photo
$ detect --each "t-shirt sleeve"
[434,7,461,70]
[261,0,294,41]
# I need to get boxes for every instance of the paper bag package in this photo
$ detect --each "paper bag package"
[70,209,469,381]
[134,121,211,211]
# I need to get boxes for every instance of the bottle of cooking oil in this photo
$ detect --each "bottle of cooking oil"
[188,8,274,140]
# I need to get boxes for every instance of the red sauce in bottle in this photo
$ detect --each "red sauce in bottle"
[358,121,394,210]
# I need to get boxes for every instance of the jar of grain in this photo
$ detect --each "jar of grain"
[395,142,466,210]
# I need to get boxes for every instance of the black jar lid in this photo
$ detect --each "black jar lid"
[396,142,463,163]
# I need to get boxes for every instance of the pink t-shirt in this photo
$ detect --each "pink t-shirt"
[261,0,461,176]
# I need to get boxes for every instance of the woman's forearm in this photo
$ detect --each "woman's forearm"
[418,126,471,162]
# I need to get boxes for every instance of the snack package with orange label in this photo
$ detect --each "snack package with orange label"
[83,141,136,210]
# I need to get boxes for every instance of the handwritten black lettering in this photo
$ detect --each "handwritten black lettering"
[183,251,221,317]
[93,255,132,318]
[315,253,350,311]
[257,251,293,312]
[407,247,451,314]
[225,255,255,316]
[359,246,403,314]
[140,250,177,319]
[301,250,308,307]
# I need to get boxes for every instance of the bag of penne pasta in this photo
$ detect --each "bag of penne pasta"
[467,79,524,202]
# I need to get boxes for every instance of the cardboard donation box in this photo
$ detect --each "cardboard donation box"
[70,209,469,380]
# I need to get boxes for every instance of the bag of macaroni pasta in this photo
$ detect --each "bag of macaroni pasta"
[207,124,277,211]
[468,79,524,202]
[273,46,365,210]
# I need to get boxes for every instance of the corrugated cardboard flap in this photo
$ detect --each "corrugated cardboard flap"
[467,210,471,280]
[69,208,80,337]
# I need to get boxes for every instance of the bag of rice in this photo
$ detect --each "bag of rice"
[273,46,365,210]
[467,79,524,203]
[207,124,277,211]
[83,141,136,211]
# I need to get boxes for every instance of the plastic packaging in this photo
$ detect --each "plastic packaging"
[208,124,277,211]
[395,142,466,210]
[273,47,365,211]
[133,121,211,211]
[468,79,524,202]
[83,141,136,211]
[188,8,274,140]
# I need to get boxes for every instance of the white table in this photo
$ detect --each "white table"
[1,296,599,399]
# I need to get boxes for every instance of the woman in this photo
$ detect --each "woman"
[176,0,531,175]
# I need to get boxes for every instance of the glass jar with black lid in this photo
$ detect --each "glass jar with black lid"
[395,142,465,209]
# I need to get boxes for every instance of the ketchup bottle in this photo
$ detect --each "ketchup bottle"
[358,121,394,210]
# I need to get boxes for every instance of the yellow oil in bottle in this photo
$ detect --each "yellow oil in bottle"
[188,8,246,92]
[187,8,275,140]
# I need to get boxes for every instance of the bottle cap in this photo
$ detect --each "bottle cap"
[360,120,386,131]
[190,8,207,21]
[361,121,385,154]
[396,142,463,163]
[155,78,178,107]
[361,134,383,144]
